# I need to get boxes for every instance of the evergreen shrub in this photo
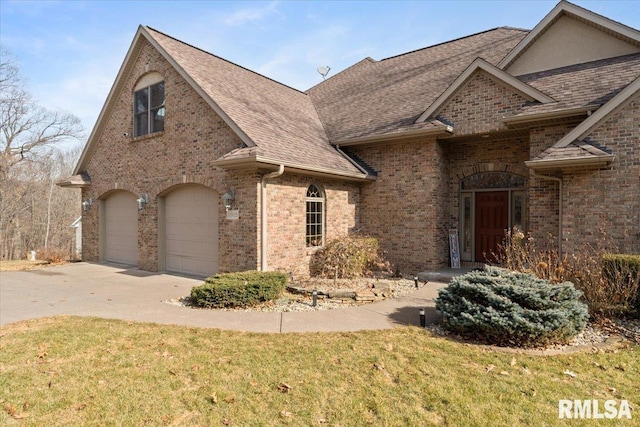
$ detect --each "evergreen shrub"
[190,271,287,308]
[435,267,589,347]
[310,235,379,278]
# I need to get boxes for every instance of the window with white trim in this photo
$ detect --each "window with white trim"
[134,81,165,137]
[306,184,324,247]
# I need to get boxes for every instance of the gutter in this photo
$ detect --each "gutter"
[214,156,371,181]
[524,154,615,170]
[260,164,284,271]
[531,171,563,259]
[333,124,453,147]
[503,106,596,126]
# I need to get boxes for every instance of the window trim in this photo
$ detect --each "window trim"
[305,184,325,247]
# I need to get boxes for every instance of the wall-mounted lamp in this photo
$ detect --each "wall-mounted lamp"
[221,189,235,211]
[82,198,93,212]
[137,194,149,210]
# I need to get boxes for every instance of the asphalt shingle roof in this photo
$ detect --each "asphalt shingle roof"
[515,52,640,117]
[145,27,363,176]
[307,27,529,142]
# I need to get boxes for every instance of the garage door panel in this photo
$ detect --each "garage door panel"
[105,192,138,266]
[165,186,218,277]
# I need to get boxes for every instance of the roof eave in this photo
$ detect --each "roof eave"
[333,125,454,147]
[503,105,597,125]
[213,156,374,181]
[56,175,92,188]
[525,154,615,170]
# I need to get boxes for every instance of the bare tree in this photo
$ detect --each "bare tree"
[0,46,84,260]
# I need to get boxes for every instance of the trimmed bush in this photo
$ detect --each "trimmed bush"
[435,268,589,347]
[190,271,287,308]
[310,235,379,278]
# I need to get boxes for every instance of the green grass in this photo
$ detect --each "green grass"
[1,317,638,426]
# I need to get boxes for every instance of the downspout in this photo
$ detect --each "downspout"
[260,164,284,271]
[532,171,563,259]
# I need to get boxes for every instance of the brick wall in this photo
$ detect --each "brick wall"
[562,95,640,254]
[528,124,572,244]
[81,39,258,273]
[264,174,360,277]
[438,71,530,135]
[350,138,449,274]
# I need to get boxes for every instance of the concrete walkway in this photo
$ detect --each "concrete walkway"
[0,262,449,333]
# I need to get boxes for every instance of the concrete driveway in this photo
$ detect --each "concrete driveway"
[0,262,445,332]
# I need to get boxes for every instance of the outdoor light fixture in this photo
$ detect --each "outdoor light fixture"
[222,189,235,211]
[137,194,149,210]
[82,198,93,212]
[419,308,426,328]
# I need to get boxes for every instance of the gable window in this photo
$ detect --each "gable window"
[306,184,324,247]
[134,81,165,137]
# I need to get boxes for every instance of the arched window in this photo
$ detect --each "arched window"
[306,184,324,247]
[133,72,165,137]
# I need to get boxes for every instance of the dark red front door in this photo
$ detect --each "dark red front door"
[475,191,509,262]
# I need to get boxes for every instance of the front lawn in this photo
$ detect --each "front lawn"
[0,317,637,426]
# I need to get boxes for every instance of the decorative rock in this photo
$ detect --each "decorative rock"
[327,291,356,299]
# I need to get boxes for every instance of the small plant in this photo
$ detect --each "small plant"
[436,267,588,347]
[35,247,68,263]
[190,271,287,308]
[310,235,379,279]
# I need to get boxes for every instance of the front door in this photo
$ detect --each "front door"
[475,191,509,262]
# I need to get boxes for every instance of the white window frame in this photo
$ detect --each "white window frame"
[306,184,324,247]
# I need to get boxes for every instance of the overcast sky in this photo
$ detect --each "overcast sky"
[1,0,639,145]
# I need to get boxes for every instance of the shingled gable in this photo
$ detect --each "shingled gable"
[415,58,555,123]
[72,25,367,181]
[526,76,640,169]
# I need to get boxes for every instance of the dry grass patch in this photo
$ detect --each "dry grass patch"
[0,260,53,272]
[0,317,638,426]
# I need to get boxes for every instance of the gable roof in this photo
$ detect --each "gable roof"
[416,58,555,123]
[498,0,640,74]
[74,26,367,180]
[526,75,640,169]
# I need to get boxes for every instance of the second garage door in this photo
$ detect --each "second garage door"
[165,185,218,277]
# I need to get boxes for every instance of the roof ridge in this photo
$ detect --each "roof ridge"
[380,26,530,62]
[144,25,307,96]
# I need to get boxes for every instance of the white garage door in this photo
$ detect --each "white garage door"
[105,191,138,266]
[165,185,218,277]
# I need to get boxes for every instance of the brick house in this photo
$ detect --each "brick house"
[60,1,640,278]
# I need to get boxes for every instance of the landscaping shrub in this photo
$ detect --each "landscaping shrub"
[310,235,379,278]
[496,228,640,319]
[190,271,287,308]
[602,254,640,317]
[436,267,588,347]
[36,247,68,263]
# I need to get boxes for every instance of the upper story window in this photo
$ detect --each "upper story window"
[133,72,165,137]
[306,184,324,247]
